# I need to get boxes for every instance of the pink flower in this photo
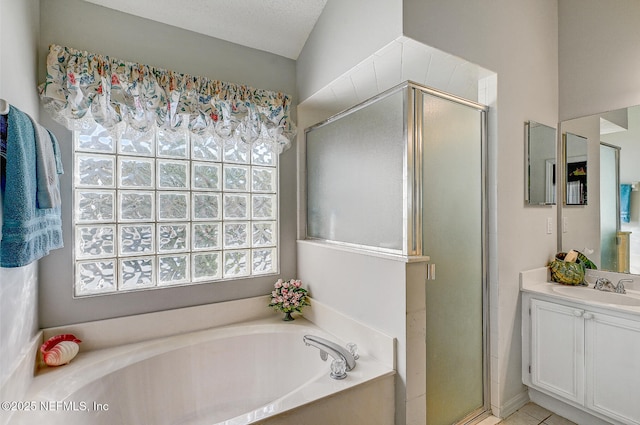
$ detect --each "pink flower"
[283,281,290,288]
[293,280,302,288]
[275,279,283,289]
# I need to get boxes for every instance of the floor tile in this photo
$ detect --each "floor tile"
[477,415,502,425]
[499,410,541,425]
[542,414,577,425]
[517,402,552,421]
[497,403,576,425]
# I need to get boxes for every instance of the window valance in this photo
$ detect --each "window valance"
[38,44,296,153]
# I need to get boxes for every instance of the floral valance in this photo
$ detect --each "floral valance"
[38,44,296,153]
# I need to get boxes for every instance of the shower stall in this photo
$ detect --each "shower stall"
[305,81,489,425]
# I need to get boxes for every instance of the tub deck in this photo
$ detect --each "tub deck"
[9,317,394,425]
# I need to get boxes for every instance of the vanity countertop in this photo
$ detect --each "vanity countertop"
[521,267,640,316]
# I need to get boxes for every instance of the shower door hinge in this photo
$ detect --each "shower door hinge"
[528,365,532,374]
[426,263,436,281]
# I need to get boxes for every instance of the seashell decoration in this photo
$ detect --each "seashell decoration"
[40,334,82,367]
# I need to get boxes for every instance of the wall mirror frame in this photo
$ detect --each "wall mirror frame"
[559,105,640,276]
[525,121,557,206]
[563,132,588,206]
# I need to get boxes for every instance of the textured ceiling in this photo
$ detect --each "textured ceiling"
[82,0,327,59]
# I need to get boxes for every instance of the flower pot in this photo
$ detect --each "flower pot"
[283,311,294,321]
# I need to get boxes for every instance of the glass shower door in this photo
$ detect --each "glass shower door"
[420,91,486,425]
[600,143,620,271]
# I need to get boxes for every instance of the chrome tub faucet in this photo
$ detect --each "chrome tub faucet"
[303,335,357,379]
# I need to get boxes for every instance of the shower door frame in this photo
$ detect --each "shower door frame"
[409,82,490,424]
[303,80,491,423]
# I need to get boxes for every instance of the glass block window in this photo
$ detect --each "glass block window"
[73,121,278,296]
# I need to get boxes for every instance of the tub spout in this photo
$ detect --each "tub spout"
[303,335,357,373]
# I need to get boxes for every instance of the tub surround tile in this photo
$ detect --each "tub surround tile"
[302,297,395,370]
[42,295,275,351]
[400,41,431,84]
[405,334,425,400]
[372,40,403,93]
[406,264,426,313]
[350,59,379,102]
[40,293,396,393]
[405,308,426,400]
[405,392,427,425]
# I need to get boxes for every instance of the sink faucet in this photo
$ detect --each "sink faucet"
[303,335,357,378]
[616,279,633,294]
[594,277,630,294]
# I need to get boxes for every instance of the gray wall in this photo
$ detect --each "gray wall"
[559,0,640,121]
[37,0,298,327]
[0,0,40,392]
[296,0,402,102]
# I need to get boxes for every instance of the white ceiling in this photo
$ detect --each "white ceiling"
[82,0,327,60]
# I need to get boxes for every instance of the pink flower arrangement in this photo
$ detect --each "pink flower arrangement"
[268,278,310,314]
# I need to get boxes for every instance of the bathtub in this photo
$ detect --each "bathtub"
[7,318,394,425]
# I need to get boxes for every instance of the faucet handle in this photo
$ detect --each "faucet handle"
[346,342,359,360]
[330,358,347,380]
[594,277,610,290]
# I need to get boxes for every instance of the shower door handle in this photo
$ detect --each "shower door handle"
[426,263,436,281]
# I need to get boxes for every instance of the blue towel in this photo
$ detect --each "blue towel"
[621,184,632,223]
[1,105,63,268]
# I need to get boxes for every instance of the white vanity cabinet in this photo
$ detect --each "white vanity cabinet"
[523,294,640,425]
[585,310,640,423]
[529,299,585,404]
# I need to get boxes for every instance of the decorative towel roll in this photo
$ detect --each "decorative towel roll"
[28,114,63,209]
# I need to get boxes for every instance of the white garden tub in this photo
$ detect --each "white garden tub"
[8,318,394,425]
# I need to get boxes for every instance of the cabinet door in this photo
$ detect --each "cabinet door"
[585,312,640,424]
[530,299,585,403]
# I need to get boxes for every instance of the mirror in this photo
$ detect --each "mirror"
[525,121,556,205]
[559,105,640,275]
[564,132,588,205]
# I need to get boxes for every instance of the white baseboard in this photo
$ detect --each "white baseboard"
[492,389,529,419]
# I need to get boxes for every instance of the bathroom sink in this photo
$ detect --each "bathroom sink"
[552,285,640,306]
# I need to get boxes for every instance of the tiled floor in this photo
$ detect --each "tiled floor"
[497,402,576,425]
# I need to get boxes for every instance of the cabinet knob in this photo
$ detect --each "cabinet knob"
[573,310,583,317]
[583,312,594,320]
